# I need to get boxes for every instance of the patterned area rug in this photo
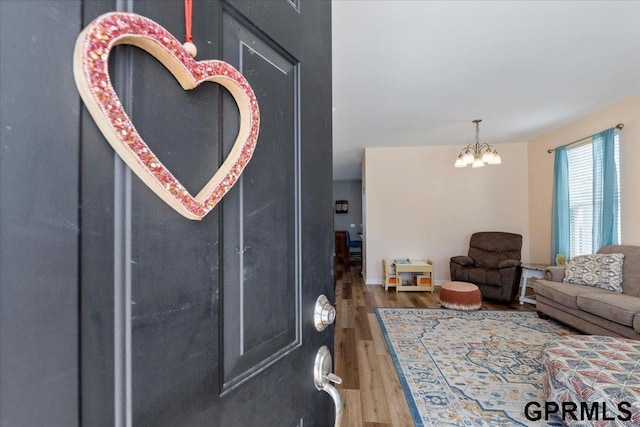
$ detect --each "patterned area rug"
[376,308,576,426]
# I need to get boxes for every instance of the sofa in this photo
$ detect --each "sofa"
[534,245,640,340]
[450,232,523,303]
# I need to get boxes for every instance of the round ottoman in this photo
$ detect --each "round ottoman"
[439,281,482,311]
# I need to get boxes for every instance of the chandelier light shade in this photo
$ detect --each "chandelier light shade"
[454,119,501,168]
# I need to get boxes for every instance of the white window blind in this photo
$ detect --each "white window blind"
[566,133,620,257]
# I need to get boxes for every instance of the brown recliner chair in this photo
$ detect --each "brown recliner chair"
[449,232,523,303]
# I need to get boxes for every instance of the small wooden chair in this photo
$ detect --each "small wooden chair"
[382,259,400,291]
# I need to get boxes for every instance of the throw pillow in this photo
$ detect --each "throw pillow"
[563,253,624,293]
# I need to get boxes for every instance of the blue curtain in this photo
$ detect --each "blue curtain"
[551,147,570,263]
[592,128,619,251]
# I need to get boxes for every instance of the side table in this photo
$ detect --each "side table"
[519,263,547,305]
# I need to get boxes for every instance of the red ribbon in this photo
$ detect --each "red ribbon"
[184,0,193,43]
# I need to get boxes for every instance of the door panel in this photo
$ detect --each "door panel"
[1,0,333,425]
[0,1,81,425]
[80,0,334,426]
[221,11,300,392]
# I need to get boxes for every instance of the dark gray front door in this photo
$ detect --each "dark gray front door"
[0,1,334,426]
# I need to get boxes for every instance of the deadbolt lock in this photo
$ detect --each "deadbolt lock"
[314,294,336,332]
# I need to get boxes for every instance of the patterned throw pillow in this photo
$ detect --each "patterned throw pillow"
[563,253,624,292]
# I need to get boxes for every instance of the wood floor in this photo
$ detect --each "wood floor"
[333,262,536,427]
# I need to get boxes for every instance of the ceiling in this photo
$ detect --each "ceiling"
[331,0,640,181]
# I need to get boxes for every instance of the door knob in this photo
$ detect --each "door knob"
[314,294,336,332]
[314,346,344,427]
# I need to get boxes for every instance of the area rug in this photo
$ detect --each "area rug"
[376,308,576,426]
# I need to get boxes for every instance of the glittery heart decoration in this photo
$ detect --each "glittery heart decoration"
[73,12,259,220]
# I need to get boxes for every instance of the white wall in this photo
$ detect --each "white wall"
[363,143,530,284]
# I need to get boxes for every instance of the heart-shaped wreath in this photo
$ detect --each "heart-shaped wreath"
[74,12,260,220]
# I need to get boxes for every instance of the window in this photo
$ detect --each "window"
[565,133,620,258]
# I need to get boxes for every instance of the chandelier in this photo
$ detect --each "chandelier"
[454,119,501,168]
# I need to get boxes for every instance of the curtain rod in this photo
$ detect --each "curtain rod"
[547,123,624,153]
